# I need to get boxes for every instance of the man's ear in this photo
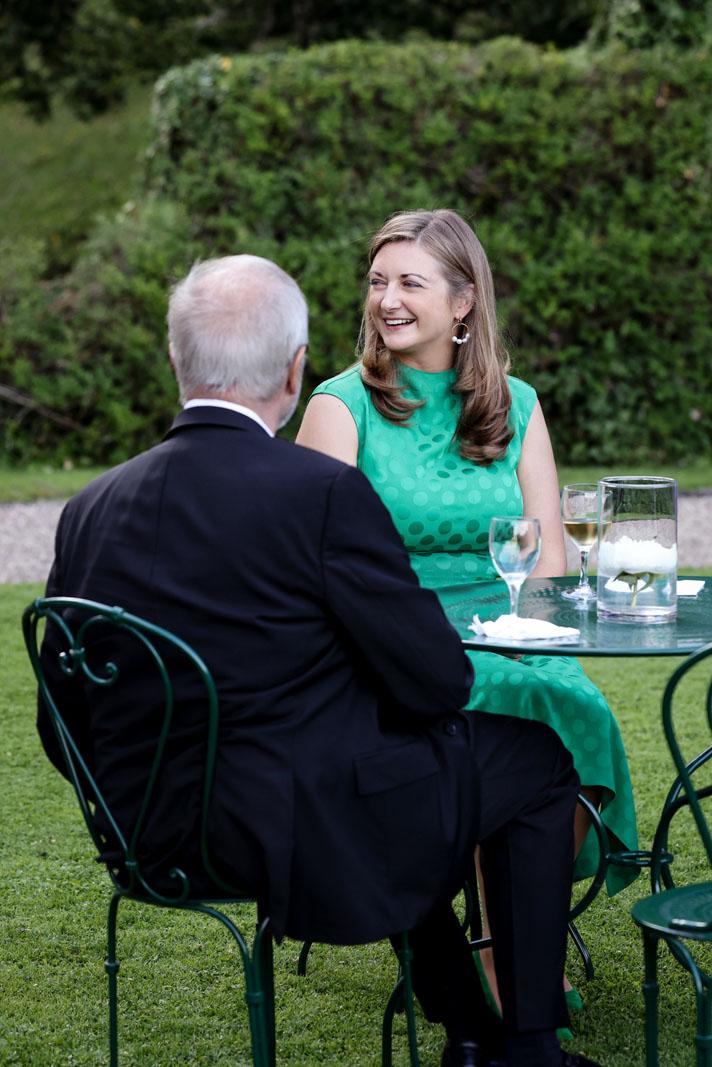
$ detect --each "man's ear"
[168,342,177,377]
[287,345,307,394]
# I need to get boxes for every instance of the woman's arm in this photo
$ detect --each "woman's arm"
[296,394,359,465]
[517,401,567,577]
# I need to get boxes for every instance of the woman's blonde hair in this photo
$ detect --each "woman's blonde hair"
[359,209,513,464]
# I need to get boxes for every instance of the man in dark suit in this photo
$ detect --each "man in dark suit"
[38,255,600,1067]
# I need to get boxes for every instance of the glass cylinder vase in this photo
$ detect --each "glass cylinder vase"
[596,476,678,623]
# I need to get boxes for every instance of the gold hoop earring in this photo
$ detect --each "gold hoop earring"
[452,320,470,346]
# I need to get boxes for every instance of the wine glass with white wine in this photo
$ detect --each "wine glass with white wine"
[561,483,598,602]
[489,517,542,618]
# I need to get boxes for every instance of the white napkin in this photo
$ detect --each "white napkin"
[677,580,705,596]
[469,614,580,640]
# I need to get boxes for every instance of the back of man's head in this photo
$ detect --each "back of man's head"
[168,255,309,405]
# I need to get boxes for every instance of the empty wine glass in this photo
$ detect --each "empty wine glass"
[489,517,542,618]
[560,483,598,603]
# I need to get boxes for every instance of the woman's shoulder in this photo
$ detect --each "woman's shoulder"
[505,377,540,439]
[507,374,538,409]
[310,362,368,412]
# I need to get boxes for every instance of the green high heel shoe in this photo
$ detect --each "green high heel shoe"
[565,986,584,1013]
[472,952,574,1042]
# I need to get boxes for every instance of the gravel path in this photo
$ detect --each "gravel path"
[2,494,711,585]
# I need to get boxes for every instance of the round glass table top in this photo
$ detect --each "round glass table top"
[444,576,712,657]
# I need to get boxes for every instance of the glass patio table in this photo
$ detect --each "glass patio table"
[442,576,712,658]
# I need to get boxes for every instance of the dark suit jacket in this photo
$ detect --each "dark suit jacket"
[38,406,477,943]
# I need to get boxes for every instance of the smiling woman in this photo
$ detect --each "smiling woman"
[298,209,561,567]
[358,212,514,469]
[296,207,640,1022]
[366,242,470,371]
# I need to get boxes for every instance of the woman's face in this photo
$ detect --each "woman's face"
[367,241,471,367]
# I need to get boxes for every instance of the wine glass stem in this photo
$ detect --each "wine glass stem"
[508,580,522,617]
[578,549,590,590]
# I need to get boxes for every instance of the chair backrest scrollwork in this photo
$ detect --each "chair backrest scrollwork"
[23,597,237,903]
[654,640,712,888]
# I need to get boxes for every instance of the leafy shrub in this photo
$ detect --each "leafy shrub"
[1,37,710,465]
[589,0,711,50]
[0,200,195,463]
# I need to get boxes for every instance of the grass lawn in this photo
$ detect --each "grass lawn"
[0,85,151,262]
[557,458,712,495]
[2,581,711,1064]
[0,464,108,503]
[1,457,711,505]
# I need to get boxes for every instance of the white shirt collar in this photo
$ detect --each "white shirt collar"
[183,398,274,437]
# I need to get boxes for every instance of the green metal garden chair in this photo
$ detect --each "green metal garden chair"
[23,596,276,1067]
[23,595,421,1067]
[631,640,712,1067]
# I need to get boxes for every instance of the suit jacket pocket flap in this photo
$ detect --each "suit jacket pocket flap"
[354,740,439,797]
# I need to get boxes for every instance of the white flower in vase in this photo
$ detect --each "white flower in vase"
[598,536,677,605]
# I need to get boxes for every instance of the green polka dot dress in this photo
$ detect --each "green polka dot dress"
[312,362,638,893]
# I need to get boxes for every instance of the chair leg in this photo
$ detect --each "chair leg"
[381,975,403,1067]
[105,892,122,1067]
[244,917,273,1067]
[297,940,313,977]
[257,920,276,1067]
[381,935,420,1067]
[398,932,420,1067]
[642,930,660,1067]
[461,880,475,935]
[568,920,595,980]
[195,904,273,1067]
[695,981,712,1067]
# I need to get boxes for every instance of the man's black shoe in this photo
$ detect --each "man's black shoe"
[441,1038,506,1067]
[441,1039,481,1066]
[562,1055,604,1067]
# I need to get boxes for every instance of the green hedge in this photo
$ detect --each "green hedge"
[0,201,195,464]
[1,37,710,465]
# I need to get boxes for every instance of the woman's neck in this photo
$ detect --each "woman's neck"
[396,346,455,373]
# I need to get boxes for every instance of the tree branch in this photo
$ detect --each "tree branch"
[0,384,83,431]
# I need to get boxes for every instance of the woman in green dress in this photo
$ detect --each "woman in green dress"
[297,208,637,1010]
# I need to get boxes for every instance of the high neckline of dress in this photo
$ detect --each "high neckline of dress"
[397,361,457,398]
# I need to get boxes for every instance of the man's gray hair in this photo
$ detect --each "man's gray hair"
[168,255,309,404]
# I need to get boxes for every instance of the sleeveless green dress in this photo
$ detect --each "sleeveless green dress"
[312,362,638,892]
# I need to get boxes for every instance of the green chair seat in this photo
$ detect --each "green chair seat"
[632,881,712,940]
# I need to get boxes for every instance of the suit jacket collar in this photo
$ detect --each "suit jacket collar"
[163,405,273,441]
